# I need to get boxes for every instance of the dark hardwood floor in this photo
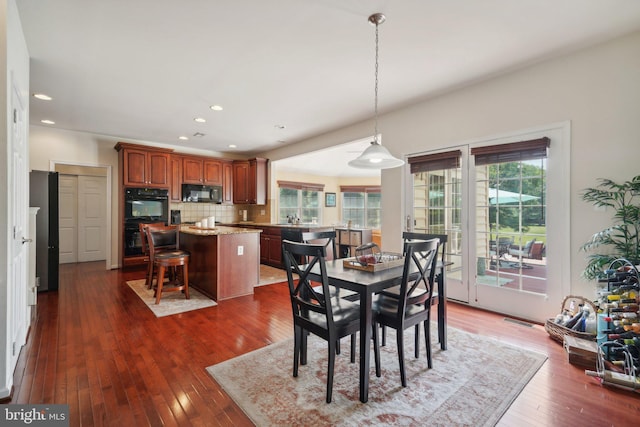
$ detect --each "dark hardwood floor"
[7,261,640,426]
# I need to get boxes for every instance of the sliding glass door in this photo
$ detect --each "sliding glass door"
[407,149,468,303]
[405,124,570,322]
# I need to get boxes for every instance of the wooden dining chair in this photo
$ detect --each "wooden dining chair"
[139,222,167,289]
[145,226,190,305]
[282,239,360,403]
[372,238,439,387]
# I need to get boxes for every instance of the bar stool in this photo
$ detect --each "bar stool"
[146,226,190,305]
[139,222,167,289]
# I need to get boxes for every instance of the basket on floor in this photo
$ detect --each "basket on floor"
[545,295,597,343]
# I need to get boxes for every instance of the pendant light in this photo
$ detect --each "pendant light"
[348,13,404,170]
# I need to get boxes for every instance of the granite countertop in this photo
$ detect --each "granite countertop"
[222,222,344,229]
[179,225,262,236]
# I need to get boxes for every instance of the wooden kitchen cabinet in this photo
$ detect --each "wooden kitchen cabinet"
[115,142,171,188]
[233,158,267,204]
[170,155,182,201]
[222,161,233,204]
[182,157,223,185]
[259,227,282,268]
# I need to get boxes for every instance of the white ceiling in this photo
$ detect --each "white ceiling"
[17,0,640,177]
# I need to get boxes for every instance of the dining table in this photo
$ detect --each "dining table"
[307,258,449,403]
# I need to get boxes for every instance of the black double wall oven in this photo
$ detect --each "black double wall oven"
[123,187,169,256]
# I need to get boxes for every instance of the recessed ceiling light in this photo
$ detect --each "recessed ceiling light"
[194,117,206,123]
[210,105,223,111]
[41,119,55,125]
[33,93,52,101]
[178,136,189,141]
[228,144,237,148]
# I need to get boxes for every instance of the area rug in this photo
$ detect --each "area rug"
[257,264,288,286]
[126,279,216,317]
[207,326,546,426]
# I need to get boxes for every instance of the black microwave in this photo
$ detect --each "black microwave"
[182,184,223,203]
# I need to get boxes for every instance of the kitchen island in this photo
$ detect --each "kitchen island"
[224,222,334,268]
[179,225,261,301]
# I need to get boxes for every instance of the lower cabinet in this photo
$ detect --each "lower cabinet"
[260,227,282,267]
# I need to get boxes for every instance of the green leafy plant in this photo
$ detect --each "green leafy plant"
[580,175,640,280]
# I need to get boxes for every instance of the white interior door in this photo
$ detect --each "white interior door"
[58,175,78,264]
[78,176,107,262]
[10,82,29,364]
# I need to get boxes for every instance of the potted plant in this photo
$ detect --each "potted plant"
[579,175,640,280]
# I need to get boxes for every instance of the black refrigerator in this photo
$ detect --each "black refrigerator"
[29,170,59,292]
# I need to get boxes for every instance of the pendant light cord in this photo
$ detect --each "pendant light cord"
[373,20,380,145]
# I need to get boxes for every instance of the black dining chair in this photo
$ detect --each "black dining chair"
[372,238,439,387]
[282,240,360,403]
[301,231,358,302]
[380,232,447,347]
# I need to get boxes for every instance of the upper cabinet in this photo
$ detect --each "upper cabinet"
[182,157,223,185]
[115,142,171,188]
[233,158,267,204]
[170,155,183,201]
[115,142,266,205]
[222,161,233,204]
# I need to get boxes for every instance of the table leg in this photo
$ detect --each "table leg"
[437,268,447,350]
[359,290,373,403]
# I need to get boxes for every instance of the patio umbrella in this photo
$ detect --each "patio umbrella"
[488,188,539,205]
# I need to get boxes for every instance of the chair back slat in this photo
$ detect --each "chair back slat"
[301,230,337,261]
[398,239,439,317]
[282,240,335,327]
[402,232,447,266]
[139,222,166,255]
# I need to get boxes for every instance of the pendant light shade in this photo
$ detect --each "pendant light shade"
[348,140,405,169]
[349,13,404,170]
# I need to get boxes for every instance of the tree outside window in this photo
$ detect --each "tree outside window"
[341,186,381,228]
[278,181,323,223]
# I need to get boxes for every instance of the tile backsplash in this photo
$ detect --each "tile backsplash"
[169,201,273,224]
[170,202,237,224]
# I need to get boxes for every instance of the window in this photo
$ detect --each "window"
[277,181,323,223]
[472,137,549,294]
[340,186,381,228]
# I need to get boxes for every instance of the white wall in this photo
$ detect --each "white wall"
[271,168,380,225]
[261,30,640,299]
[29,126,121,268]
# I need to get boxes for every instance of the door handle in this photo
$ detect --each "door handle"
[22,237,33,244]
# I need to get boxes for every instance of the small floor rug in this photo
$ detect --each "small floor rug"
[207,326,546,426]
[126,279,216,317]
[257,264,288,286]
